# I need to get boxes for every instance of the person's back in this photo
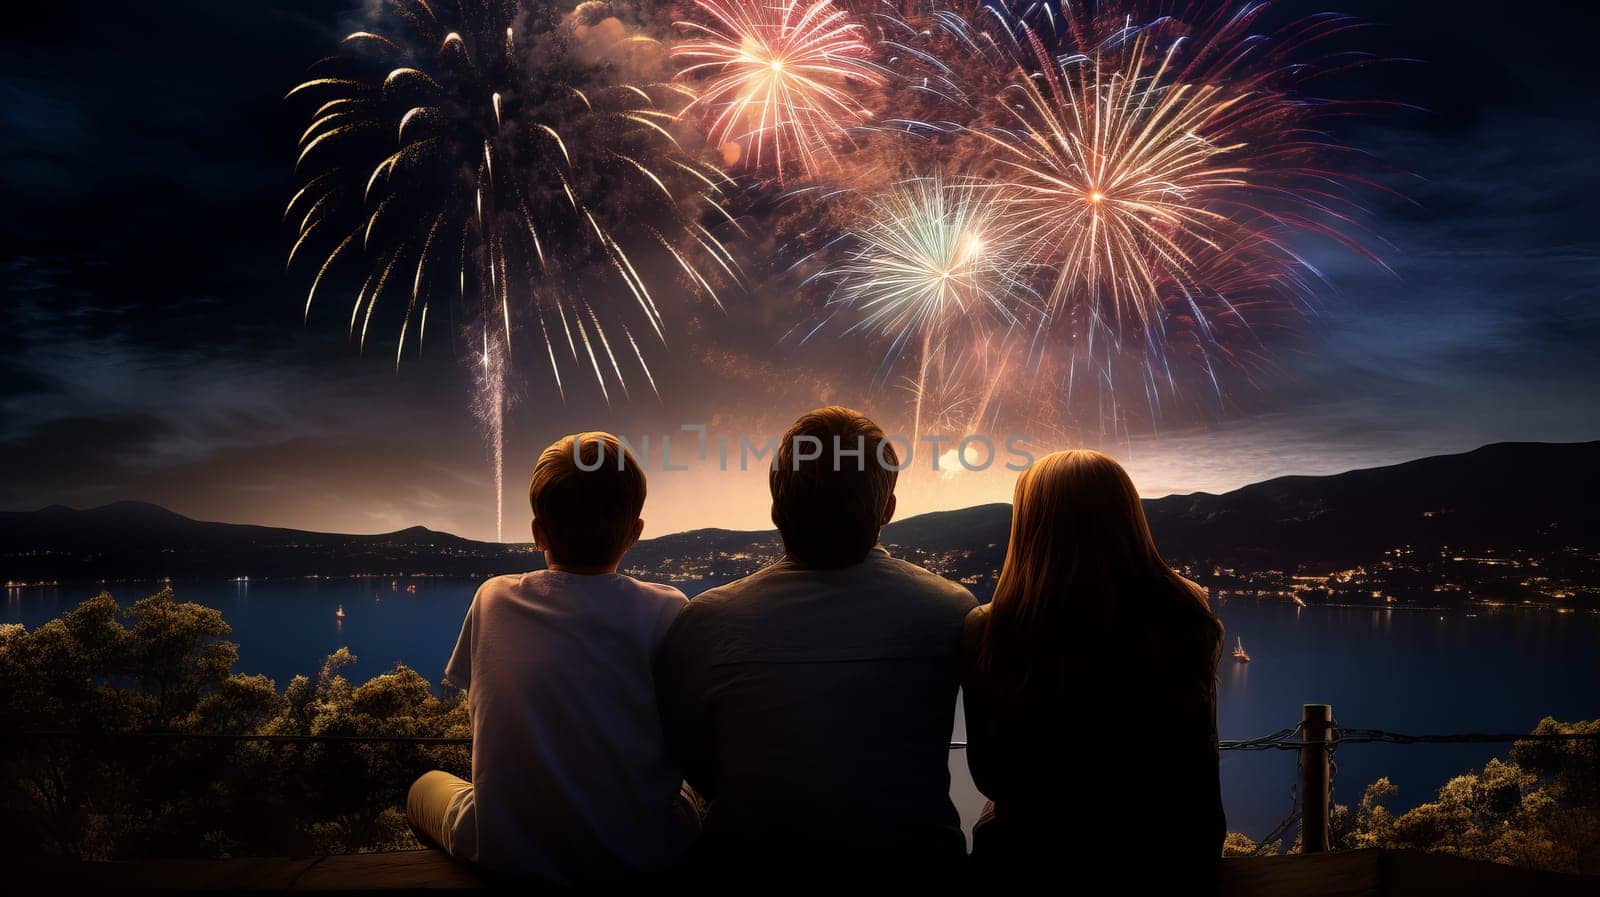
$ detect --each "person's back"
[963,601,1220,851]
[656,407,976,883]
[664,550,973,865]
[407,433,696,887]
[961,450,1224,890]
[450,570,689,881]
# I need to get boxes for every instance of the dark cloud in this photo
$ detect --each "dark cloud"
[0,362,52,399]
[0,414,173,506]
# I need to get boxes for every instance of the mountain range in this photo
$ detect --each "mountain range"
[2,441,1597,585]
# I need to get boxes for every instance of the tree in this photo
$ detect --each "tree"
[125,589,237,728]
[0,590,465,859]
[1227,719,1600,876]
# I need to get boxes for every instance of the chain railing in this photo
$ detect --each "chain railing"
[1219,704,1600,855]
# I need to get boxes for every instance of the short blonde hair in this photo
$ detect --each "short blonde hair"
[528,432,646,566]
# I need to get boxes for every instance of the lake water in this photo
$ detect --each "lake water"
[7,578,1599,841]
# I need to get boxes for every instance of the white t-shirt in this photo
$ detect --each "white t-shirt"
[443,570,690,885]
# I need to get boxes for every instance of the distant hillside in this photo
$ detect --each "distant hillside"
[3,441,1597,584]
[0,500,536,582]
[1144,441,1600,570]
[827,440,1600,574]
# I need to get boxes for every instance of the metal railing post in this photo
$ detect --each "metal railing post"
[1300,703,1334,853]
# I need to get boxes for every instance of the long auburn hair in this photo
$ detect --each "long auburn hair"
[980,450,1222,701]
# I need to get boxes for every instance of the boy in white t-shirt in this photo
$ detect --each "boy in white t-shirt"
[407,432,696,886]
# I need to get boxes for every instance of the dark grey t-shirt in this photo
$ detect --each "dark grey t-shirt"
[656,546,977,872]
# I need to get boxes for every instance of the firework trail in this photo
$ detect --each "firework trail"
[286,0,739,537]
[673,0,885,181]
[473,328,509,541]
[872,0,1061,119]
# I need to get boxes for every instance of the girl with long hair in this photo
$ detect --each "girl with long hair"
[962,450,1225,885]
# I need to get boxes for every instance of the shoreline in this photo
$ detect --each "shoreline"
[8,576,1597,617]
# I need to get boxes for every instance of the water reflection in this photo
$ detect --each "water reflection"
[1226,653,1250,694]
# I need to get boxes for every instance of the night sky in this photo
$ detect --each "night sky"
[3,1,1598,541]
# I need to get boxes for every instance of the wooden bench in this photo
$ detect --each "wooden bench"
[15,847,1595,895]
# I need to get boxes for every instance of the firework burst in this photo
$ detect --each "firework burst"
[284,0,1391,453]
[998,28,1253,331]
[673,0,885,180]
[819,176,1032,353]
[286,0,741,537]
[813,175,1039,434]
[949,2,1383,417]
[285,0,738,397]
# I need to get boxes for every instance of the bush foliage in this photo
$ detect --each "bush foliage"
[1224,726,1599,874]
[0,590,468,859]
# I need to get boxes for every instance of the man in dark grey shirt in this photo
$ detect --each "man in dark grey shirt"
[656,407,976,884]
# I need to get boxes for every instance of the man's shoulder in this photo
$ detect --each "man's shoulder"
[686,552,975,608]
[667,561,790,629]
[874,551,978,609]
[675,568,760,613]
[695,555,800,599]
